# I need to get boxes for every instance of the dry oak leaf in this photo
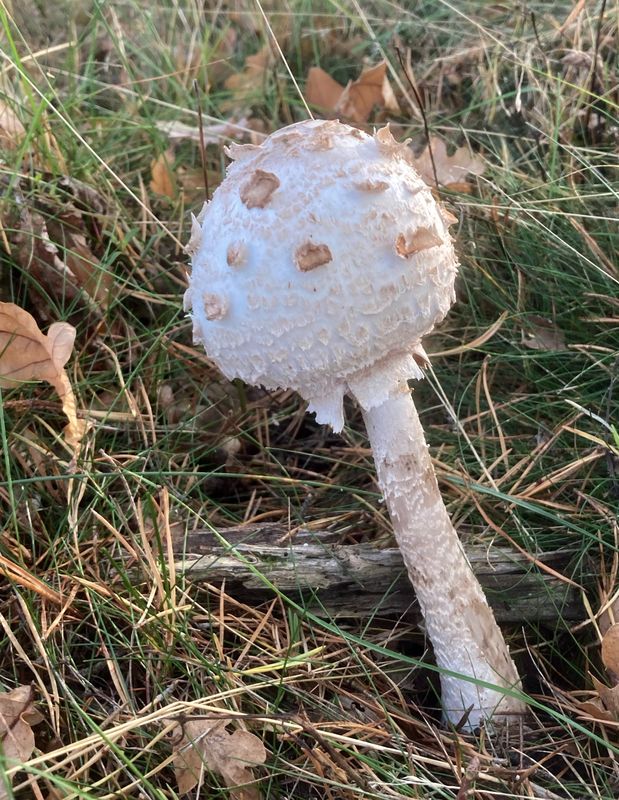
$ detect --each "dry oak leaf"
[337,61,400,122]
[0,303,87,449]
[412,137,485,190]
[0,685,43,799]
[305,67,346,111]
[172,718,267,799]
[591,675,619,720]
[306,61,399,123]
[4,176,112,310]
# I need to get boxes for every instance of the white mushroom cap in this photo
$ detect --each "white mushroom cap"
[185,119,458,431]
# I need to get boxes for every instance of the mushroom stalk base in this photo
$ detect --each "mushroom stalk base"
[359,384,524,728]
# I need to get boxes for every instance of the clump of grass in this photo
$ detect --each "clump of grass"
[0,1,618,798]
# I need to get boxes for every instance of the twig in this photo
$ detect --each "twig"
[395,47,439,191]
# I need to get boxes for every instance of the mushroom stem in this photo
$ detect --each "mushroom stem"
[358,381,525,728]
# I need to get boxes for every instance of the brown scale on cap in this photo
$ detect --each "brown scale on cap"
[203,292,228,321]
[395,227,443,259]
[305,130,334,152]
[227,242,247,268]
[375,125,415,164]
[295,242,333,272]
[240,170,280,209]
[185,214,202,257]
[354,179,389,192]
[440,207,458,227]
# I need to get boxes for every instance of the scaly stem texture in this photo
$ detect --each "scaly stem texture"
[360,385,524,727]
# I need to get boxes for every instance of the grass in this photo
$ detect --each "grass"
[0,0,618,797]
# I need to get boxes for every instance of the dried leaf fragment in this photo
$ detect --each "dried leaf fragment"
[396,227,443,258]
[240,170,280,209]
[602,623,619,678]
[305,67,346,111]
[412,138,485,190]
[3,175,112,310]
[150,149,176,198]
[522,316,566,352]
[0,685,42,785]
[592,675,619,719]
[0,100,25,149]
[295,242,332,272]
[0,303,87,449]
[172,718,267,799]
[576,698,615,721]
[225,46,272,96]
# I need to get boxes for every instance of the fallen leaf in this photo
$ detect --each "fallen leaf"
[225,46,273,96]
[592,675,619,719]
[305,61,399,123]
[172,718,266,799]
[602,623,619,678]
[305,67,346,111]
[2,174,112,310]
[411,137,485,190]
[150,149,176,198]
[0,303,87,449]
[575,698,614,722]
[336,61,400,121]
[522,316,566,352]
[0,685,43,798]
[0,100,25,149]
[598,592,619,637]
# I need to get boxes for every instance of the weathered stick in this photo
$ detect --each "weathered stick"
[173,523,581,623]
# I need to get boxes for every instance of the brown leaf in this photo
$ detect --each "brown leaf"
[522,316,566,352]
[592,675,619,719]
[336,62,400,122]
[0,100,25,149]
[150,149,176,198]
[305,67,345,111]
[225,46,272,96]
[45,217,110,307]
[305,61,399,123]
[412,137,485,189]
[172,718,267,798]
[602,623,619,678]
[575,698,615,722]
[0,303,87,449]
[0,685,42,790]
[2,175,112,310]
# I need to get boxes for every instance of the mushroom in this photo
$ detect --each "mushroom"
[185,119,525,729]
